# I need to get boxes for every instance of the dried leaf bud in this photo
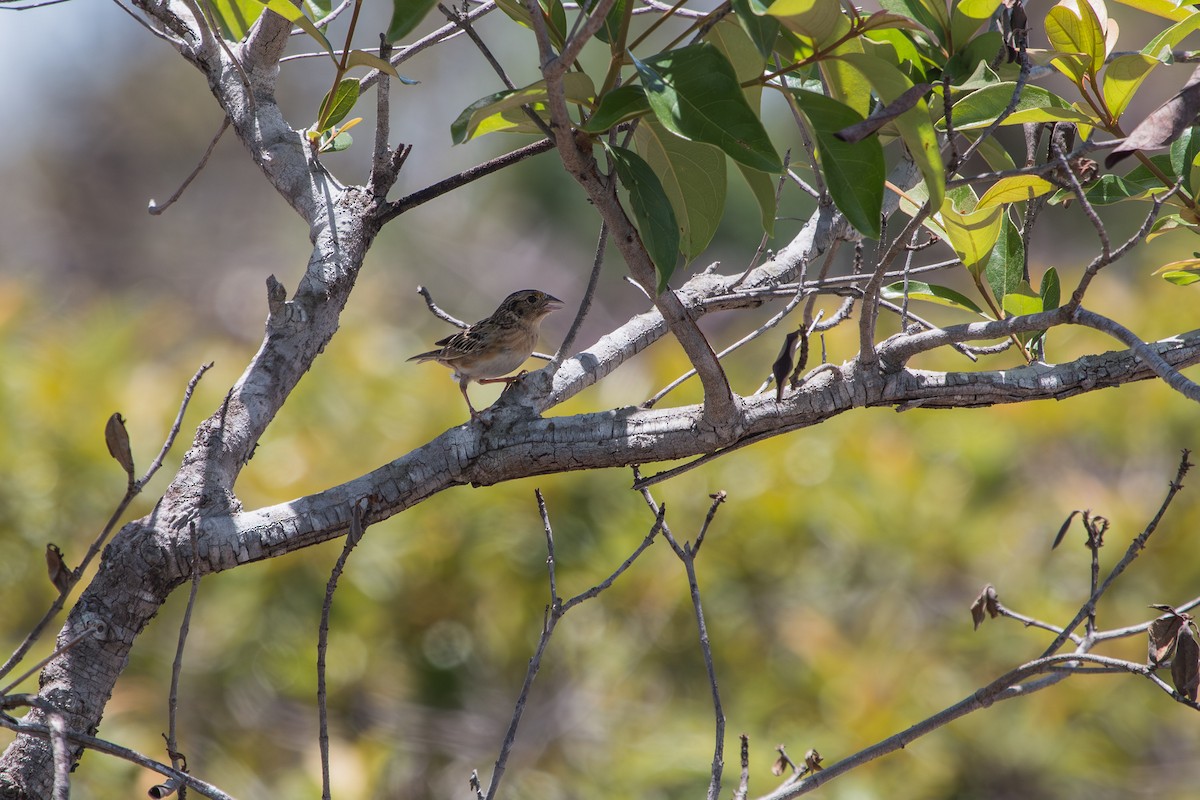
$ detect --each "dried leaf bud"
[1148,610,1185,666]
[970,584,1000,630]
[104,412,135,481]
[803,749,823,772]
[45,543,71,595]
[1171,625,1200,701]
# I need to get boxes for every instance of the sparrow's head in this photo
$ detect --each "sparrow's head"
[497,289,565,321]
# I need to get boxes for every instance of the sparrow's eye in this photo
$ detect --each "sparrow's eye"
[526,295,539,304]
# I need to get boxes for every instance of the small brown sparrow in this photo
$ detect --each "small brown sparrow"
[408,289,564,420]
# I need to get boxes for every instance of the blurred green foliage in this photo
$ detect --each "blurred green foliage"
[2,264,1200,798]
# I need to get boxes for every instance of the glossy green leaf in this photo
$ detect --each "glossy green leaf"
[387,0,438,42]
[582,85,651,132]
[977,175,1055,207]
[633,121,727,260]
[318,79,359,131]
[732,0,781,58]
[607,144,681,292]
[1147,213,1200,241]
[944,31,1005,80]
[792,89,885,237]
[451,73,594,144]
[736,162,777,237]
[882,280,986,314]
[495,0,567,47]
[634,44,782,173]
[1040,266,1060,310]
[833,51,944,210]
[984,215,1024,309]
[1103,54,1158,119]
[305,0,332,22]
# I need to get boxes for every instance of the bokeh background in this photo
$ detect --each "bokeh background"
[2,2,1200,798]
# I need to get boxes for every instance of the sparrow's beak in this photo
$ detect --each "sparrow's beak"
[545,295,565,311]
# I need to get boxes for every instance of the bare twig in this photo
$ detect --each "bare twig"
[553,221,608,366]
[318,502,368,800]
[149,118,230,215]
[1040,451,1192,658]
[163,523,203,797]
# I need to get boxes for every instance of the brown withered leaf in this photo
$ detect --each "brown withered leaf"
[45,543,71,595]
[773,330,803,402]
[1106,64,1200,168]
[1149,611,1185,665]
[1171,625,1200,701]
[803,749,823,772]
[104,412,135,482]
[970,584,1000,630]
[834,83,933,144]
[771,753,788,777]
[1052,510,1080,549]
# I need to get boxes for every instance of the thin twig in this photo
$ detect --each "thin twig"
[164,522,203,796]
[149,118,230,215]
[1039,451,1192,659]
[318,502,368,800]
[553,221,607,367]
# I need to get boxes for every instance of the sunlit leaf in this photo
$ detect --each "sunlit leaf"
[940,187,1002,272]
[950,0,1003,50]
[984,215,1024,309]
[766,0,851,46]
[1103,54,1158,119]
[345,50,403,80]
[1046,2,1105,80]
[208,0,265,40]
[451,73,595,144]
[977,175,1055,207]
[318,79,359,131]
[732,0,782,58]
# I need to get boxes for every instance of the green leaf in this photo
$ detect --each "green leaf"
[319,130,354,152]
[878,0,948,43]
[977,175,1055,207]
[318,79,360,131]
[1143,10,1200,58]
[208,0,265,40]
[581,85,650,133]
[766,0,851,46]
[1103,54,1158,119]
[732,0,781,58]
[832,51,944,210]
[1170,124,1200,196]
[1040,266,1061,310]
[1047,173,1151,205]
[305,0,332,23]
[1002,279,1043,316]
[495,0,567,47]
[950,0,1003,50]
[634,43,782,173]
[792,89,885,237]
[633,122,727,260]
[585,0,630,44]
[706,17,767,83]
[451,73,595,144]
[946,83,1096,129]
[736,162,777,237]
[984,215,1024,310]
[1046,2,1106,80]
[940,187,1003,273]
[387,0,438,42]
[882,280,986,314]
[607,144,681,292]
[344,50,404,80]
[1112,0,1189,22]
